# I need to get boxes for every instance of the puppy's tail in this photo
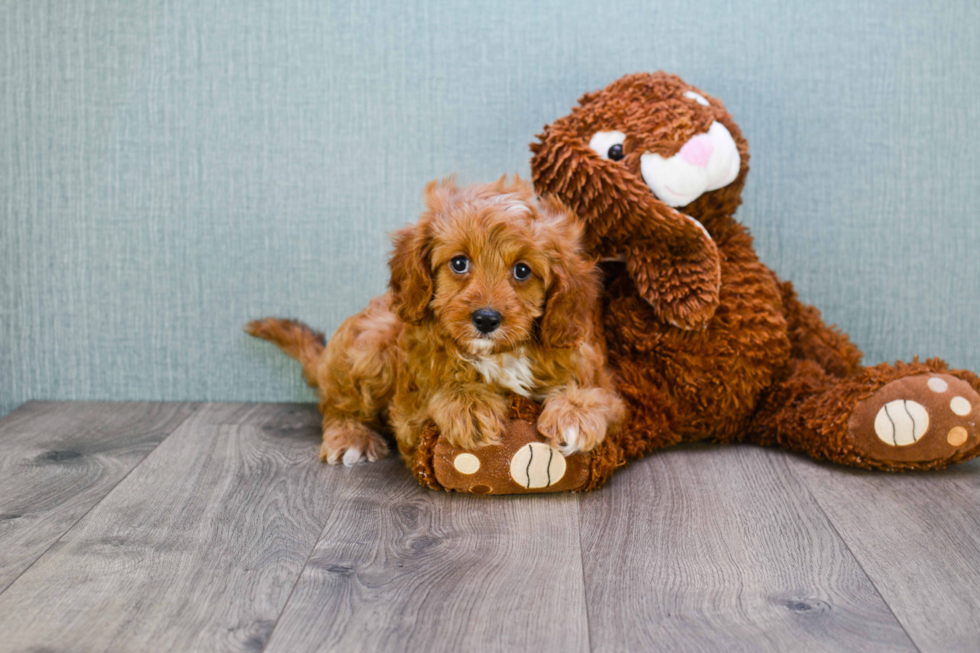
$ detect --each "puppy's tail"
[244,318,325,388]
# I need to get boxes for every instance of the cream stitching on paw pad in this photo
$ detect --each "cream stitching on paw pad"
[874,400,929,446]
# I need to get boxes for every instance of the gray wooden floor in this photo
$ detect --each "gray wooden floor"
[1,402,978,653]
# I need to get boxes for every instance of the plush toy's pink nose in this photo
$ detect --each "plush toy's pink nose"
[679,134,714,168]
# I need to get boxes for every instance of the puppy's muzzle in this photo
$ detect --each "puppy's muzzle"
[472,308,502,334]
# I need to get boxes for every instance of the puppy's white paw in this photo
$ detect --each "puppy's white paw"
[319,423,389,466]
[561,426,580,456]
[342,447,365,466]
[538,396,608,456]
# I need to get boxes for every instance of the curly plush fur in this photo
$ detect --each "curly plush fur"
[528,72,980,472]
[247,176,624,467]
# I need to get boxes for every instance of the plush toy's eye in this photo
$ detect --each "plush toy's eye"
[513,262,531,281]
[450,256,470,274]
[588,131,627,161]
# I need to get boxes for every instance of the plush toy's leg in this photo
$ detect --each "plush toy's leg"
[750,358,980,470]
[776,279,863,378]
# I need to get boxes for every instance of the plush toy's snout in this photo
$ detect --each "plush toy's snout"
[639,121,741,208]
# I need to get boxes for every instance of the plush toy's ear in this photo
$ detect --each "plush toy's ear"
[536,197,601,348]
[624,229,721,329]
[389,181,452,324]
[531,132,721,329]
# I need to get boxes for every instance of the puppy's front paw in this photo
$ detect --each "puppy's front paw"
[432,394,509,450]
[470,401,508,447]
[538,393,611,456]
[320,421,389,466]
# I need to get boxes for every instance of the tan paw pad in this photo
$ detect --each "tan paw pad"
[948,426,969,447]
[950,396,972,416]
[453,453,481,474]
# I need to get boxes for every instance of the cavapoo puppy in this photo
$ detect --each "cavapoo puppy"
[246,176,625,466]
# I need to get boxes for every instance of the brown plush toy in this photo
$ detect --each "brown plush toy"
[415,72,980,492]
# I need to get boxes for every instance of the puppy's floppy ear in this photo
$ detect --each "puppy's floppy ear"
[388,220,432,324]
[537,196,601,349]
[389,180,452,324]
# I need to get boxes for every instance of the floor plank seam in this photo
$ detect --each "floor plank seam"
[261,468,354,652]
[783,459,923,653]
[574,493,595,653]
[0,403,205,598]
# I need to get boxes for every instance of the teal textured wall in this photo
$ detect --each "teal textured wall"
[3,0,979,416]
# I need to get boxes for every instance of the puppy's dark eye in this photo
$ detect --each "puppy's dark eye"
[450,256,469,274]
[608,143,625,161]
[513,262,531,281]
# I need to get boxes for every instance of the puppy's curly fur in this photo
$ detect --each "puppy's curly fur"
[246,176,625,466]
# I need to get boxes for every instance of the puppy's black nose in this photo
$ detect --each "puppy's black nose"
[472,308,502,334]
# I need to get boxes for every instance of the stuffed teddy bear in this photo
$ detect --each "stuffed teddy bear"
[414,71,980,493]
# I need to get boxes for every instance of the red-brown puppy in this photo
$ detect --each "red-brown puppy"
[246,176,624,466]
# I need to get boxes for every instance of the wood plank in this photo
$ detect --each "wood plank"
[578,444,917,653]
[0,402,348,653]
[264,456,590,653]
[791,455,980,651]
[0,401,199,593]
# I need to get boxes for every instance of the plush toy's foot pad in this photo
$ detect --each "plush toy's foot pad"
[430,419,593,494]
[848,374,980,464]
[411,395,624,494]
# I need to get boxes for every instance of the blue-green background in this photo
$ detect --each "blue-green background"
[3,0,979,417]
